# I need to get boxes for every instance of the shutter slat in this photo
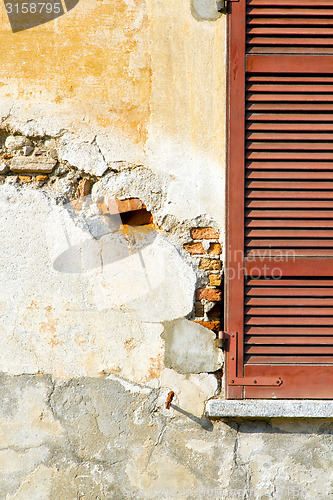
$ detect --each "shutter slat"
[247,229,333,236]
[246,326,333,334]
[247,132,333,140]
[247,28,333,35]
[246,336,333,344]
[247,279,333,286]
[248,76,333,82]
[247,162,333,169]
[247,249,333,256]
[247,143,333,150]
[247,239,333,247]
[246,317,333,325]
[248,18,333,25]
[246,297,333,305]
[247,113,333,121]
[247,200,333,207]
[248,181,333,188]
[246,346,333,354]
[248,103,333,111]
[248,8,333,15]
[247,190,333,199]
[247,171,333,178]
[246,220,333,227]
[248,94,333,102]
[246,210,333,218]
[246,307,333,315]
[248,0,333,7]
[248,28,333,35]
[245,355,333,363]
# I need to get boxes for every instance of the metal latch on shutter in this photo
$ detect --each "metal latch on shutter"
[218,332,283,387]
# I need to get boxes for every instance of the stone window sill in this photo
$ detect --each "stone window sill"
[206,399,333,418]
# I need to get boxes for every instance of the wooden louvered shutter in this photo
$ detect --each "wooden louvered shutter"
[226,0,333,398]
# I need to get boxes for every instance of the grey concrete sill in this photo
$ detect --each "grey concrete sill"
[206,399,333,418]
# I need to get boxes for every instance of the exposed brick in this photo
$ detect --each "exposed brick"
[194,320,221,333]
[196,288,222,301]
[107,197,145,215]
[199,258,221,271]
[190,227,219,240]
[19,175,32,183]
[208,243,222,255]
[184,242,205,255]
[35,175,48,182]
[209,274,222,287]
[194,302,205,317]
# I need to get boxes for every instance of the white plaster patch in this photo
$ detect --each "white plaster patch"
[0,185,166,382]
[47,194,196,322]
[162,319,222,373]
[160,368,218,416]
[146,136,225,230]
[95,131,145,166]
[90,231,196,322]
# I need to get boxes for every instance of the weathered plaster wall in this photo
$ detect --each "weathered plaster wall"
[0,0,331,499]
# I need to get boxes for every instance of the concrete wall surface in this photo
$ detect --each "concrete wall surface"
[0,0,332,498]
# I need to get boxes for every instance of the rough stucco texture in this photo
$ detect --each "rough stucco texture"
[0,373,333,499]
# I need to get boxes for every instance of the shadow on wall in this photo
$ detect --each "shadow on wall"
[3,0,80,33]
[52,195,157,274]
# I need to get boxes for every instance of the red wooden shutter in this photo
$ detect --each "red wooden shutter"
[226,0,333,398]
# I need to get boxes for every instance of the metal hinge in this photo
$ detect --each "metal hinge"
[226,332,283,387]
[217,0,239,10]
[216,331,229,349]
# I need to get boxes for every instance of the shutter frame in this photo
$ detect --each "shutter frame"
[226,0,333,398]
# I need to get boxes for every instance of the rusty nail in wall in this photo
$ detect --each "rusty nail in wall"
[165,391,175,410]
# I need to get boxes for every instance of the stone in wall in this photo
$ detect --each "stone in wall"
[10,156,56,174]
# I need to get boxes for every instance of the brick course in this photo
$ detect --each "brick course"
[190,227,219,240]
[184,227,223,332]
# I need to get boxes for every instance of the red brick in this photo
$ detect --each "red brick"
[190,227,219,240]
[184,242,205,255]
[194,320,221,333]
[196,288,222,301]
[209,274,222,286]
[107,197,145,215]
[199,258,221,271]
[208,243,222,255]
[35,175,48,182]
[19,175,32,183]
